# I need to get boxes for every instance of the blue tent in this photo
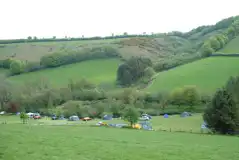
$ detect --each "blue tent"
[103,115,113,120]
[163,114,169,118]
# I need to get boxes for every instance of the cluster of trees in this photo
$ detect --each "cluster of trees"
[1,74,210,119]
[0,46,120,76]
[116,57,155,86]
[201,17,239,57]
[203,76,239,135]
[167,16,237,39]
[153,53,202,72]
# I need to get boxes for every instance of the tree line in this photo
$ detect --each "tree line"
[0,46,120,76]
[1,74,210,118]
[0,34,165,45]
[200,17,239,57]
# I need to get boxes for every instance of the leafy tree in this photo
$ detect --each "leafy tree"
[201,42,214,57]
[117,57,152,86]
[170,88,184,108]
[208,37,220,51]
[225,76,239,103]
[20,112,28,124]
[110,100,124,118]
[159,93,169,112]
[123,106,139,126]
[0,77,12,110]
[182,86,200,110]
[203,88,239,134]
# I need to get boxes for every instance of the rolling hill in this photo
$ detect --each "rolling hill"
[0,15,238,95]
[146,57,239,93]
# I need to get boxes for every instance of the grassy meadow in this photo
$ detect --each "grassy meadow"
[1,114,239,160]
[218,36,239,54]
[147,57,239,93]
[7,59,121,88]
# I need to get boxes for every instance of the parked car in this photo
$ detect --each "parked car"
[68,116,80,121]
[33,113,41,119]
[81,117,92,121]
[141,114,152,119]
[51,114,57,120]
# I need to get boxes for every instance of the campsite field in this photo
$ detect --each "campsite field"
[1,115,239,160]
[7,59,121,88]
[146,57,239,93]
[0,114,203,132]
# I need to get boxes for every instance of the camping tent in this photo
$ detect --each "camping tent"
[68,116,80,121]
[103,115,113,120]
[180,112,192,117]
[163,114,169,118]
[139,121,153,130]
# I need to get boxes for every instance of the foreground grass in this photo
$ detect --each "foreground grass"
[0,122,238,160]
[219,36,239,54]
[147,57,239,93]
[7,59,121,88]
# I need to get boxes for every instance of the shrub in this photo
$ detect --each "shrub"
[10,60,26,75]
[2,58,14,69]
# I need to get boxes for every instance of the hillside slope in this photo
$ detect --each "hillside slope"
[146,57,239,93]
[7,59,120,88]
[218,36,239,54]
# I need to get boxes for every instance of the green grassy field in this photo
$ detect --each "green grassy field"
[7,59,121,88]
[218,36,239,54]
[146,57,239,93]
[1,115,238,160]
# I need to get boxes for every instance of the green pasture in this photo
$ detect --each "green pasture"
[7,59,121,88]
[218,36,239,54]
[147,57,239,93]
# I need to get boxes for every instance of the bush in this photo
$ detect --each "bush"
[10,60,26,75]
[2,58,14,69]
[203,88,239,134]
